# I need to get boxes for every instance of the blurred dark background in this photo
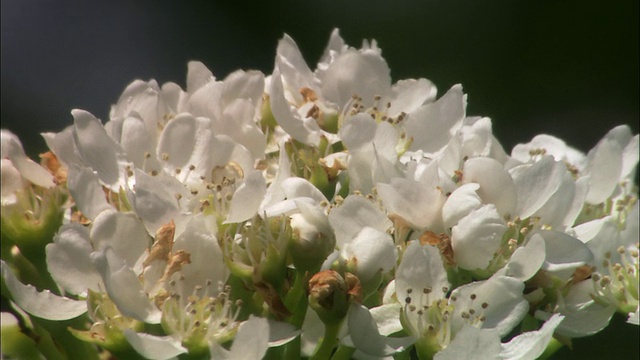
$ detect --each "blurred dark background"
[1,0,638,358]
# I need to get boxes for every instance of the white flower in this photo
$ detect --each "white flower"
[1,130,55,191]
[434,314,564,360]
[394,241,528,355]
[573,202,639,323]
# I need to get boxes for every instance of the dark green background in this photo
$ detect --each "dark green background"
[1,0,638,358]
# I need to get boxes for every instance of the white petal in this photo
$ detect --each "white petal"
[269,68,320,145]
[156,113,197,171]
[229,315,269,360]
[405,85,466,154]
[162,82,189,115]
[172,214,227,298]
[442,183,482,229]
[124,330,187,360]
[1,261,86,320]
[459,117,494,158]
[511,156,566,219]
[42,126,83,168]
[91,210,150,268]
[328,195,391,249]
[348,304,413,357]
[452,205,506,270]
[261,142,291,208]
[216,99,266,160]
[188,80,224,119]
[1,159,22,204]
[462,157,517,217]
[339,113,377,151]
[267,319,301,346]
[538,230,593,274]
[1,130,55,188]
[585,137,623,204]
[511,134,586,170]
[72,109,128,189]
[369,303,403,336]
[186,61,214,93]
[500,314,564,360]
[342,227,396,284]
[386,78,437,118]
[318,28,346,67]
[451,276,528,337]
[621,134,639,179]
[67,165,113,220]
[377,178,444,230]
[282,177,328,204]
[535,281,616,338]
[91,247,161,323]
[320,48,391,109]
[226,170,267,223]
[12,157,55,189]
[111,80,162,134]
[396,241,450,307]
[131,170,181,234]
[434,326,501,360]
[210,135,255,177]
[261,197,316,218]
[276,34,316,103]
[120,115,155,169]
[497,234,546,282]
[222,70,265,107]
[46,224,102,295]
[184,118,215,182]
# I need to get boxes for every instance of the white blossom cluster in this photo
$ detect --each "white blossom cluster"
[1,29,638,360]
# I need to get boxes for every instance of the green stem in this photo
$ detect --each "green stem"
[36,317,100,360]
[538,338,564,360]
[310,321,342,360]
[331,345,355,360]
[285,271,307,312]
[284,271,308,360]
[283,335,302,360]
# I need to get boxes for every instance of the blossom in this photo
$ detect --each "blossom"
[1,28,638,360]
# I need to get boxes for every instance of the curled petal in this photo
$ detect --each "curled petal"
[124,330,187,360]
[1,261,86,321]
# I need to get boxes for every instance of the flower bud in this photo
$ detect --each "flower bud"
[308,270,361,325]
[289,204,335,274]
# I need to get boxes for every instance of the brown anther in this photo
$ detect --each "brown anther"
[306,104,320,119]
[300,87,318,102]
[144,220,176,267]
[161,250,192,281]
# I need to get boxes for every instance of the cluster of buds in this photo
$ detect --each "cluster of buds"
[1,29,637,360]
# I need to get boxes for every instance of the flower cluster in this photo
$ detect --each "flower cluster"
[1,29,638,360]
